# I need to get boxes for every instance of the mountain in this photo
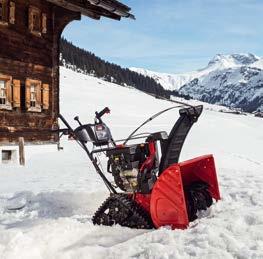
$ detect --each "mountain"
[180,54,263,112]
[129,67,196,91]
[131,54,263,112]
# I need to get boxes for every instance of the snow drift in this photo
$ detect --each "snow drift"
[0,67,263,259]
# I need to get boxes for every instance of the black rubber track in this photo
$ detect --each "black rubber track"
[93,182,213,229]
[92,194,154,229]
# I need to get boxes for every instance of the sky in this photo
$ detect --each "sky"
[62,0,263,74]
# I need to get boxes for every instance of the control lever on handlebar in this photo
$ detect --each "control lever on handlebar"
[95,107,110,122]
[74,116,82,126]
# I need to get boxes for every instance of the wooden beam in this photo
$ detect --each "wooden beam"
[46,0,134,20]
[46,0,101,20]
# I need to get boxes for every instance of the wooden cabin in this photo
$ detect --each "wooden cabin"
[0,0,133,155]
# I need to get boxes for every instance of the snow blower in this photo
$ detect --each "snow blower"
[58,104,220,229]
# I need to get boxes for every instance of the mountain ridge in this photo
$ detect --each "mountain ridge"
[131,53,263,112]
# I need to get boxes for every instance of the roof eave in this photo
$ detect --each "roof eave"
[46,0,135,20]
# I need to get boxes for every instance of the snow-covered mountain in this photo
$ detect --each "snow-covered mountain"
[129,67,196,91]
[131,54,263,112]
[180,54,263,112]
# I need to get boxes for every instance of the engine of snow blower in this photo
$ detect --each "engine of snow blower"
[58,104,221,230]
[106,131,168,194]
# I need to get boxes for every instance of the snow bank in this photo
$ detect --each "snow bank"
[0,67,263,259]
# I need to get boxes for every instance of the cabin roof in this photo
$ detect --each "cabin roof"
[46,0,135,20]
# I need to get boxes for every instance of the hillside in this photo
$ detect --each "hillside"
[132,54,263,112]
[0,67,263,259]
[60,38,170,99]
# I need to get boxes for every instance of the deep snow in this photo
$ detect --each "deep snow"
[0,67,263,259]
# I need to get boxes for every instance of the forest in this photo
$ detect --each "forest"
[60,38,191,100]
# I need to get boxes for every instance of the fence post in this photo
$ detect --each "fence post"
[18,137,25,166]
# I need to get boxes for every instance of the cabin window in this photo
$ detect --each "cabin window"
[0,80,6,105]
[1,149,17,164]
[32,12,40,31]
[30,84,37,108]
[0,0,8,24]
[26,79,42,112]
[2,150,12,162]
[29,6,41,35]
[0,75,12,110]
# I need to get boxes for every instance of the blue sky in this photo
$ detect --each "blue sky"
[62,0,263,73]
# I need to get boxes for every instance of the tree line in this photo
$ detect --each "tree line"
[60,38,190,100]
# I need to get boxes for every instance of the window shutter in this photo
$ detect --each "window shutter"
[42,84,49,110]
[42,13,47,33]
[9,2,15,24]
[36,82,42,108]
[25,79,31,109]
[6,79,12,105]
[28,7,33,32]
[12,79,20,108]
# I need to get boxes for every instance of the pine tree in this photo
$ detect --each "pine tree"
[60,37,173,99]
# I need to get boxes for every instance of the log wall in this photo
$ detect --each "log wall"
[0,0,80,144]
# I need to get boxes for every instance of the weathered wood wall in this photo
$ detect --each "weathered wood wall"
[0,0,80,144]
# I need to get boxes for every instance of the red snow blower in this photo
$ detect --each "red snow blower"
[58,104,220,229]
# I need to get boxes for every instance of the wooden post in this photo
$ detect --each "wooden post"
[18,137,25,166]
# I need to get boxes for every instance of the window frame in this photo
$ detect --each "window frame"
[0,79,7,105]
[29,6,42,36]
[26,78,42,113]
[0,75,12,111]
[30,83,37,108]
[0,0,8,25]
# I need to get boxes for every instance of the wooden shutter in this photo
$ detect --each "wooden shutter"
[28,7,34,32]
[25,79,31,109]
[12,79,20,108]
[36,82,42,108]
[6,78,12,105]
[9,2,15,24]
[42,13,47,33]
[42,84,49,110]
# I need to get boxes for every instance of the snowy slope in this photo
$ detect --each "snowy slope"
[0,67,263,259]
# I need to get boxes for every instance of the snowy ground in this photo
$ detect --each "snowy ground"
[0,67,263,259]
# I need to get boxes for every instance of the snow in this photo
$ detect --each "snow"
[129,67,196,91]
[130,53,262,92]
[1,67,263,259]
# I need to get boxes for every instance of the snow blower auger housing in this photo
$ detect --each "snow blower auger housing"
[58,104,220,230]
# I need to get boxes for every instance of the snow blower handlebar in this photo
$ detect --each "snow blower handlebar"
[58,113,117,194]
[56,104,203,195]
